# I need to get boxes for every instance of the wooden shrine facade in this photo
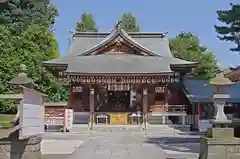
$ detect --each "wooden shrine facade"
[58,72,181,84]
[43,25,197,125]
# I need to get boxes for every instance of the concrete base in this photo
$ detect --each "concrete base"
[0,131,42,159]
[199,137,240,159]
[212,128,234,138]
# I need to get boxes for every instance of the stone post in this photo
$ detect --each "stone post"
[142,87,148,130]
[89,88,95,130]
[182,116,186,125]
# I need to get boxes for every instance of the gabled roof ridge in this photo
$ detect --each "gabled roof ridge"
[73,31,167,38]
[79,26,160,56]
[79,28,119,56]
[119,28,158,56]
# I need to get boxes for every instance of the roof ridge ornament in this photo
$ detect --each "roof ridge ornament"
[116,21,122,31]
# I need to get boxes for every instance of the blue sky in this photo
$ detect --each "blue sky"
[52,0,240,68]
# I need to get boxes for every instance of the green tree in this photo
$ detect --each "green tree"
[118,12,140,32]
[215,3,240,52]
[0,1,66,113]
[170,33,219,79]
[0,0,59,33]
[75,13,98,32]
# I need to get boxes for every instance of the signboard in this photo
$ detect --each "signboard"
[65,109,73,130]
[155,87,165,93]
[45,117,64,126]
[72,86,82,92]
[107,84,130,91]
[109,113,128,125]
[19,87,45,139]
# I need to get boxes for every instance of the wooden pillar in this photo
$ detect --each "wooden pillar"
[192,103,197,130]
[67,86,73,109]
[164,87,168,106]
[142,87,148,130]
[198,103,202,120]
[89,87,95,129]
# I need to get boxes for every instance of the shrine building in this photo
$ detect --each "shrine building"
[43,25,240,126]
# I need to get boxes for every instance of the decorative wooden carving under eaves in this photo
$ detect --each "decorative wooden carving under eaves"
[114,36,123,52]
[98,37,140,54]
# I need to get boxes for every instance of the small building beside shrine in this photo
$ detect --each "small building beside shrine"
[43,25,240,127]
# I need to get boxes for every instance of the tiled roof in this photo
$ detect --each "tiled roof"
[69,31,172,57]
[65,54,195,74]
[43,27,197,73]
[183,78,240,103]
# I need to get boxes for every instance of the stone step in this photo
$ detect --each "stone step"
[148,115,173,124]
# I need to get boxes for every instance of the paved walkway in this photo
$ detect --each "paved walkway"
[67,134,166,159]
[66,134,199,159]
[42,125,200,159]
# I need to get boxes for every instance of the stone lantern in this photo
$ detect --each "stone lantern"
[198,73,240,159]
[209,72,233,123]
[8,64,36,123]
[0,64,43,159]
[9,64,35,92]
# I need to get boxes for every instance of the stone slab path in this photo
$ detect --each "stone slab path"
[41,140,84,155]
[42,125,200,159]
[67,134,166,159]
[66,134,199,159]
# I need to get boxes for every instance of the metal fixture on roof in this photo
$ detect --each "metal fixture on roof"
[234,32,240,45]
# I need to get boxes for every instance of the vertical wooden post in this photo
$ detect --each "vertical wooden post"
[142,87,148,130]
[164,87,168,106]
[67,86,73,109]
[192,103,196,130]
[198,103,202,120]
[163,87,168,124]
[89,87,95,130]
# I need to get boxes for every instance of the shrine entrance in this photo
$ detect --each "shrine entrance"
[108,91,130,112]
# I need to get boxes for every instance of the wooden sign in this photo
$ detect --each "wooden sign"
[19,87,45,139]
[110,113,128,125]
[107,84,130,91]
[72,86,82,92]
[155,87,165,93]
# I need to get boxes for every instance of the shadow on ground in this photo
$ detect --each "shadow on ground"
[144,136,200,154]
[168,125,199,136]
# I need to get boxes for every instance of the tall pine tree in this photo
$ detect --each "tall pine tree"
[215,3,240,52]
[118,12,140,32]
[75,13,98,32]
